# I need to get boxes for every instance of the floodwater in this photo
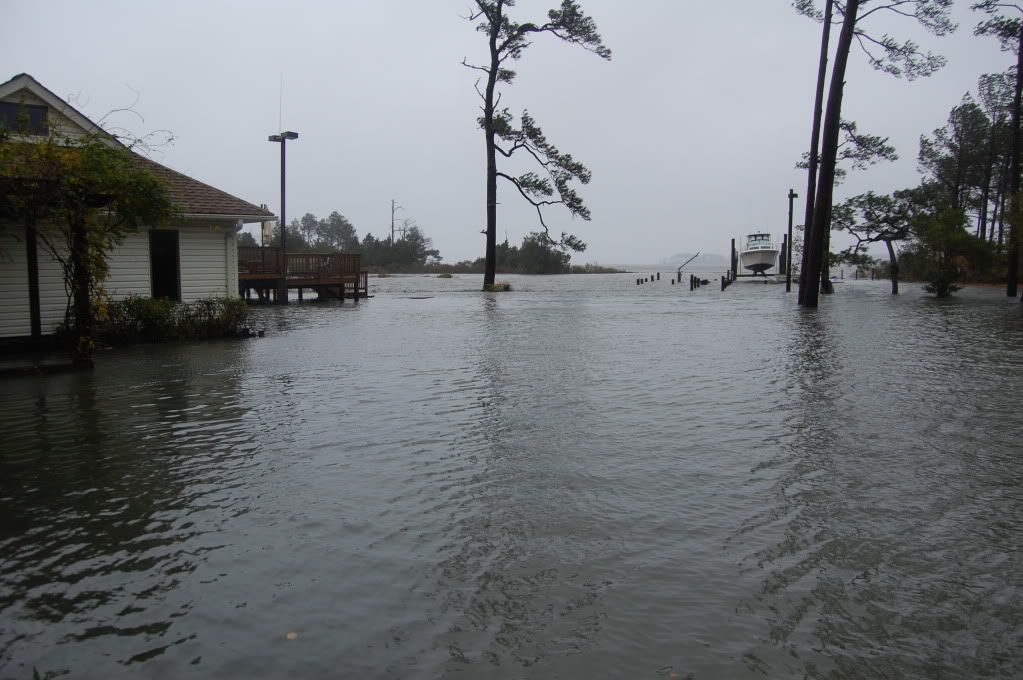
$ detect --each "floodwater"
[1,274,1022,679]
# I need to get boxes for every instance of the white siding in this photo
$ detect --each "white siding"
[37,245,69,335]
[0,222,239,338]
[105,230,151,299]
[0,229,72,337]
[105,224,238,301]
[225,230,239,297]
[0,232,32,338]
[179,225,230,300]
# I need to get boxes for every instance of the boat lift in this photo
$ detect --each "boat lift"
[676,252,700,282]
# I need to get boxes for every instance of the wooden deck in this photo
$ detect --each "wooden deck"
[239,247,368,302]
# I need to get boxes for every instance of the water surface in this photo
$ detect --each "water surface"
[2,275,1021,678]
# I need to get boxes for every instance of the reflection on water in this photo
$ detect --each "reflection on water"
[738,291,1023,679]
[1,277,1021,678]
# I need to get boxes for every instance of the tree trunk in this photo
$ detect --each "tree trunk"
[70,215,94,367]
[482,5,502,289]
[885,239,899,295]
[802,0,858,309]
[978,122,996,240]
[820,236,834,294]
[999,189,1006,244]
[798,0,834,304]
[994,153,1009,244]
[1007,24,1022,298]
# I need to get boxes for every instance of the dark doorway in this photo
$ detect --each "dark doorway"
[150,230,181,301]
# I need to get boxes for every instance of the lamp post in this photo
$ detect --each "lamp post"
[787,188,798,293]
[268,131,298,304]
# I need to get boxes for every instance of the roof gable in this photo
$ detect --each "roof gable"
[0,73,117,144]
[1,73,274,222]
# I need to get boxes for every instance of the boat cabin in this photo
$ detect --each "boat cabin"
[745,233,775,251]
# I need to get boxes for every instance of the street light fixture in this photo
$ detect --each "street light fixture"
[268,130,298,304]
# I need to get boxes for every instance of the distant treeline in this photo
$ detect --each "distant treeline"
[440,235,620,274]
[240,211,439,270]
[241,214,619,274]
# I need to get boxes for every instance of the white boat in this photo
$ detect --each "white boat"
[739,232,779,275]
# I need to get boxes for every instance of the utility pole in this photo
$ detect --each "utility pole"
[787,189,798,292]
[391,199,402,244]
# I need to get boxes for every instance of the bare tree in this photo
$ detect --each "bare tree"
[795,0,835,304]
[796,0,955,308]
[464,0,610,289]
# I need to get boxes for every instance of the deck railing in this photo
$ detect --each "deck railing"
[238,246,284,277]
[238,247,362,281]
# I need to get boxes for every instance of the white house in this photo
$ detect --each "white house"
[0,73,274,340]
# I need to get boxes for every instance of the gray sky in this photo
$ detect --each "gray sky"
[2,1,1010,264]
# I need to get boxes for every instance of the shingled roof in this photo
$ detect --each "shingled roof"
[133,155,274,221]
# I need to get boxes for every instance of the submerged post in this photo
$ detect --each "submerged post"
[780,234,787,275]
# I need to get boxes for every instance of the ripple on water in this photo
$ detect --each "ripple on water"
[1,281,1022,678]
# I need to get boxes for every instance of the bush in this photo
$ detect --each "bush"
[97,296,248,342]
[484,281,512,292]
[102,296,177,340]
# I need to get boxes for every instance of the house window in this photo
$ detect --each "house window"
[0,102,49,135]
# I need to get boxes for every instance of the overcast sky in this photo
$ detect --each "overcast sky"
[2,1,1011,264]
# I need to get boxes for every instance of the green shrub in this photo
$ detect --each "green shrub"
[97,296,248,343]
[103,296,177,340]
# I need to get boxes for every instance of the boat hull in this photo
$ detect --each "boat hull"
[740,249,778,274]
